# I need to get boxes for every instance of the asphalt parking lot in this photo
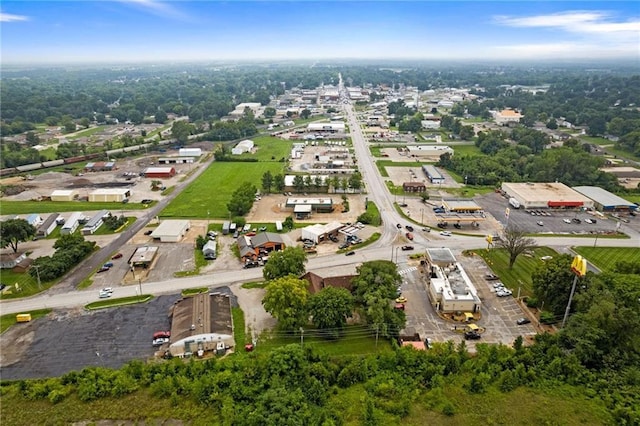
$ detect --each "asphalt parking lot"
[399,251,535,351]
[0,295,178,380]
[476,192,622,234]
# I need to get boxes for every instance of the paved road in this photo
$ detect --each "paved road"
[1,76,638,315]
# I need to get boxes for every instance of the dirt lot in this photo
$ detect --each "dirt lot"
[1,153,208,204]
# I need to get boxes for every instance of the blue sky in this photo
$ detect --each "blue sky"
[1,1,638,64]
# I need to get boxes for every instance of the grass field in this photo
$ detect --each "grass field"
[245,135,293,161]
[572,247,640,272]
[376,160,425,177]
[472,247,559,296]
[161,161,286,218]
[0,269,50,300]
[452,144,483,156]
[0,201,148,215]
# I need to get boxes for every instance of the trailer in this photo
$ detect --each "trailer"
[222,221,230,235]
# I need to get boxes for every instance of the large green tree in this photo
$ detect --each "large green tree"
[263,246,307,281]
[226,182,257,216]
[0,219,36,253]
[262,276,309,330]
[531,254,579,316]
[308,287,354,338]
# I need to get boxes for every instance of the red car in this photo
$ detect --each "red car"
[112,253,123,259]
[405,232,414,240]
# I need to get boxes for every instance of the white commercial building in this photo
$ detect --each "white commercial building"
[88,188,131,202]
[300,221,343,244]
[425,248,481,313]
[407,145,453,160]
[179,148,202,157]
[307,122,345,133]
[151,220,190,242]
[501,182,593,210]
[231,139,254,155]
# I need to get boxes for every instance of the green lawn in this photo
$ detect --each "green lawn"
[161,161,286,218]
[245,135,293,161]
[472,247,559,296]
[257,324,393,356]
[232,307,248,348]
[0,308,52,334]
[67,126,106,140]
[572,247,640,272]
[0,201,148,215]
[0,269,48,300]
[85,295,153,310]
[91,217,136,235]
[452,144,483,156]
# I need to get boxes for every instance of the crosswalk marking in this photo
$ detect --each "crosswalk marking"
[399,266,417,275]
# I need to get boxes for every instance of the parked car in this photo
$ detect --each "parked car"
[112,253,123,259]
[401,245,414,251]
[102,287,113,294]
[585,218,596,224]
[464,331,481,340]
[97,266,110,273]
[98,290,111,298]
[144,230,153,235]
[103,262,114,268]
[424,338,433,349]
[395,296,407,303]
[517,318,531,325]
[394,303,405,310]
[405,225,414,232]
[396,223,402,229]
[536,221,544,226]
[440,231,452,236]
[563,218,572,224]
[422,227,431,232]
[345,250,356,256]
[484,273,499,280]
[152,338,169,347]
[405,232,414,240]
[572,218,581,224]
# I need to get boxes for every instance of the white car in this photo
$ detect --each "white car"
[563,219,571,224]
[102,287,113,294]
[98,290,111,298]
[440,231,452,236]
[536,221,544,226]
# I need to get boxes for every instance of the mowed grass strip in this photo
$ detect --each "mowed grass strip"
[472,247,558,296]
[0,201,147,215]
[572,247,640,272]
[161,161,285,218]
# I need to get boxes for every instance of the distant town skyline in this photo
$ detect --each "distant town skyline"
[1,1,639,64]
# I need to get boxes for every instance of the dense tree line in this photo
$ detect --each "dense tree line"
[29,234,96,282]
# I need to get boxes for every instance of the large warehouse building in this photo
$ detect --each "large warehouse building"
[572,186,638,212]
[501,182,593,210]
[144,167,176,179]
[50,189,77,202]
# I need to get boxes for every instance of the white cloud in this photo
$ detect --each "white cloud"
[0,11,29,22]
[491,42,639,59]
[118,0,191,21]
[494,11,640,35]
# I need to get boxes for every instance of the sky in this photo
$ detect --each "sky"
[1,1,639,64]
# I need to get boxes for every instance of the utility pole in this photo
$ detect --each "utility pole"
[300,327,304,348]
[375,325,379,349]
[138,279,142,296]
[33,265,41,289]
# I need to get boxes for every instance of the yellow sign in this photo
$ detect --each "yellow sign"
[486,235,493,244]
[571,255,587,277]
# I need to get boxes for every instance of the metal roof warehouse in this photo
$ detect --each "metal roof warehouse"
[501,182,593,209]
[572,186,638,212]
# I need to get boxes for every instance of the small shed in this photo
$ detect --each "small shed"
[50,189,77,202]
[203,241,217,259]
[231,140,254,155]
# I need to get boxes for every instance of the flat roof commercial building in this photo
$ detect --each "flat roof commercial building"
[442,199,483,213]
[300,221,343,244]
[307,122,345,133]
[129,245,158,267]
[406,145,453,160]
[285,198,334,213]
[88,188,131,202]
[572,186,638,212]
[151,220,190,242]
[425,248,481,313]
[501,182,593,210]
[179,148,202,157]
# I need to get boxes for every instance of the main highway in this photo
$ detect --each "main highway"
[1,76,638,316]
